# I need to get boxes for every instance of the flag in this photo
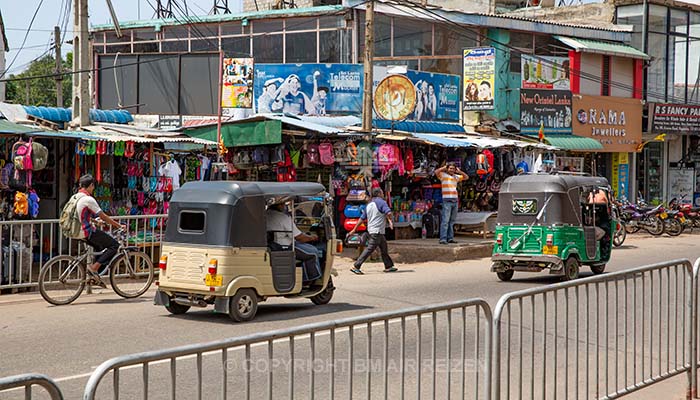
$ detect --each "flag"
[538,121,545,142]
[653,134,666,142]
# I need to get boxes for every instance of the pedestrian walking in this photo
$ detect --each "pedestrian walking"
[347,188,397,274]
[435,162,468,244]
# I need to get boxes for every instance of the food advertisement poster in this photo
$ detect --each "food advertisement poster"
[462,47,495,111]
[253,64,363,116]
[373,66,461,122]
[520,89,572,135]
[222,58,254,109]
[521,55,570,90]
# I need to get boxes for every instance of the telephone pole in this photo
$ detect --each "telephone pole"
[55,26,63,107]
[72,0,90,126]
[361,0,374,132]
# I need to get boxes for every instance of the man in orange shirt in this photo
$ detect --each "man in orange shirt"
[435,162,468,244]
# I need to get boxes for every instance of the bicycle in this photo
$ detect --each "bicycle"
[38,229,155,306]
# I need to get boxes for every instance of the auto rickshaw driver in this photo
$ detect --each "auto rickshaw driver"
[266,202,323,283]
[585,187,612,260]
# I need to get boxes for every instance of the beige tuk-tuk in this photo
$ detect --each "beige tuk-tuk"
[154,181,339,322]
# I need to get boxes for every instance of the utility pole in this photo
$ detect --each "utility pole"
[55,26,63,108]
[25,81,30,104]
[361,0,374,132]
[72,0,90,126]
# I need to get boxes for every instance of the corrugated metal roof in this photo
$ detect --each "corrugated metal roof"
[372,119,466,133]
[554,36,649,60]
[180,114,349,134]
[0,120,43,135]
[92,5,344,32]
[545,134,603,150]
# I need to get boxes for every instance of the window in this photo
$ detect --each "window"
[421,58,460,75]
[163,26,189,40]
[649,5,668,33]
[647,33,668,102]
[602,56,611,96]
[138,55,178,114]
[319,30,342,63]
[105,44,131,53]
[393,18,432,56]
[161,41,188,52]
[286,17,317,31]
[374,14,392,57]
[191,39,219,52]
[133,29,156,41]
[221,22,242,36]
[222,36,251,57]
[253,34,283,63]
[286,32,317,63]
[133,42,159,53]
[180,54,219,115]
[253,19,283,34]
[434,24,477,56]
[616,5,644,50]
[179,211,206,233]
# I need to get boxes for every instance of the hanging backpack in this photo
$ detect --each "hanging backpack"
[59,193,87,239]
[404,148,414,175]
[31,141,49,171]
[306,143,321,165]
[357,141,373,166]
[13,192,29,217]
[28,190,40,218]
[12,140,33,170]
[319,142,335,166]
[377,144,399,167]
[476,152,491,176]
[333,141,348,163]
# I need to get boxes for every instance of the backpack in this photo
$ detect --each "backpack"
[252,147,270,164]
[476,152,492,176]
[333,142,348,163]
[31,141,49,171]
[59,193,87,239]
[319,142,335,165]
[357,141,373,166]
[13,192,29,217]
[306,143,320,165]
[28,190,40,218]
[377,144,398,166]
[12,140,33,170]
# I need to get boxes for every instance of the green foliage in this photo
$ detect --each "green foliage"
[6,52,73,108]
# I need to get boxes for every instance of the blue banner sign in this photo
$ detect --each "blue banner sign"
[254,64,363,116]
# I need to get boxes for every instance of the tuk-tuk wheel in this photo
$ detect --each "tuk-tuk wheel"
[590,264,606,275]
[228,289,258,322]
[165,302,190,315]
[561,258,580,281]
[496,270,514,282]
[310,277,335,305]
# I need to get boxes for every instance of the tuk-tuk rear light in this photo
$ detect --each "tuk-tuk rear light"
[546,234,553,246]
[496,234,503,245]
[208,259,218,275]
[336,240,343,254]
[159,256,167,271]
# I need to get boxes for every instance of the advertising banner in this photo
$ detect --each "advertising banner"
[373,75,417,121]
[650,103,700,134]
[572,95,643,152]
[521,55,570,90]
[373,66,461,122]
[520,89,572,135]
[253,64,363,116]
[463,47,495,111]
[222,58,254,109]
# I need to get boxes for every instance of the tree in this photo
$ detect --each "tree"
[6,52,73,108]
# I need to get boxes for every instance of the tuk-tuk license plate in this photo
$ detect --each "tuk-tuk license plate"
[543,245,558,255]
[205,274,223,287]
[660,212,668,219]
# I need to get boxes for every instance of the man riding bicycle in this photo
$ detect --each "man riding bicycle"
[72,174,124,287]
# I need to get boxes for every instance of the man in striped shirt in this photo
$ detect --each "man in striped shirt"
[435,162,468,244]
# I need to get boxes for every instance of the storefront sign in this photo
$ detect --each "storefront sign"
[373,67,461,122]
[520,89,572,135]
[222,58,254,109]
[373,75,417,121]
[572,95,643,152]
[650,103,700,134]
[253,64,363,116]
[159,115,182,130]
[668,168,695,203]
[463,47,495,111]
[611,153,630,200]
[521,55,570,90]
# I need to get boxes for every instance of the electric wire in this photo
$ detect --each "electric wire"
[2,0,47,79]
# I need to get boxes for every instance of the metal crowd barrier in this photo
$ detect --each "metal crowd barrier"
[0,373,64,400]
[83,299,492,400]
[493,259,694,400]
[0,214,167,291]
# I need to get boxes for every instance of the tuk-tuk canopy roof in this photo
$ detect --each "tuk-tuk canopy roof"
[500,174,610,194]
[172,181,327,206]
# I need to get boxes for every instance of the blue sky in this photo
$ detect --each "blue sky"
[2,0,242,76]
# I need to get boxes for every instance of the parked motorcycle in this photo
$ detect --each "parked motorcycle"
[663,209,684,237]
[611,203,626,247]
[618,201,665,236]
[669,197,700,233]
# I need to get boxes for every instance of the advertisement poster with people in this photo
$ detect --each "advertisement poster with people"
[521,55,570,90]
[373,66,461,122]
[462,47,495,111]
[222,58,254,109]
[253,64,363,116]
[520,89,572,135]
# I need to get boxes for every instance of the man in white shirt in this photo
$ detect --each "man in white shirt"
[266,203,321,282]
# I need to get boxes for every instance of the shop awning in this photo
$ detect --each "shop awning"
[183,119,282,147]
[407,133,558,150]
[372,119,466,133]
[554,36,650,60]
[0,119,44,134]
[545,135,603,151]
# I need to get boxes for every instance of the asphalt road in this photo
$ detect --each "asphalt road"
[1,234,699,399]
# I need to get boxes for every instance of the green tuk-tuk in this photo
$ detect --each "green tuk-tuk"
[491,174,614,281]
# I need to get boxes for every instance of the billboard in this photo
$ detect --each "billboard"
[520,89,572,135]
[521,55,570,90]
[572,95,643,152]
[373,75,418,121]
[222,58,254,109]
[650,103,700,134]
[462,47,495,111]
[373,67,461,122]
[253,64,363,116]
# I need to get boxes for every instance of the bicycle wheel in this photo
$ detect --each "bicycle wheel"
[109,250,155,298]
[38,255,86,306]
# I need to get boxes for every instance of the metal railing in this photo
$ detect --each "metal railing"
[0,373,64,400]
[83,298,492,400]
[493,259,694,400]
[0,214,166,291]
